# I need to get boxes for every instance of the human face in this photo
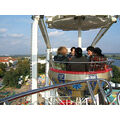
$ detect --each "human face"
[87,50,93,56]
[71,49,75,56]
[62,48,68,55]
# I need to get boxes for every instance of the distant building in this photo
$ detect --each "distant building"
[38,58,46,64]
[0,57,18,66]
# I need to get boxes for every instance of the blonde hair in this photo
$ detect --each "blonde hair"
[57,46,68,55]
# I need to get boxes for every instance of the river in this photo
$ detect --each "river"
[112,59,120,67]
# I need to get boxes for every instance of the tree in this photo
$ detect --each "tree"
[0,68,4,78]
[16,58,30,76]
[0,63,7,78]
[3,68,19,88]
[3,58,30,88]
[38,63,45,74]
[111,65,120,83]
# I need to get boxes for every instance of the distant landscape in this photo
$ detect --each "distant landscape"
[0,53,120,58]
[105,53,120,60]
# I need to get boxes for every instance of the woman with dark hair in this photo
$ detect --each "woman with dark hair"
[69,47,89,72]
[86,46,94,61]
[91,47,107,71]
[93,47,104,57]
[67,47,76,60]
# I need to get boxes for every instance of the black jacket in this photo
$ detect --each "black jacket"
[54,54,69,62]
[68,56,89,72]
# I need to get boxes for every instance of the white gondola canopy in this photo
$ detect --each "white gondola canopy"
[46,15,117,31]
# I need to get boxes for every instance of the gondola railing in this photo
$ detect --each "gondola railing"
[0,79,112,105]
[50,60,113,72]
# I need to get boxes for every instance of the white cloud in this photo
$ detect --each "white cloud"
[8,33,24,38]
[0,28,7,33]
[0,34,7,38]
[49,30,64,37]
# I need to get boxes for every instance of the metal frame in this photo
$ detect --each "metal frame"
[0,79,112,105]
[91,23,114,47]
[31,15,39,105]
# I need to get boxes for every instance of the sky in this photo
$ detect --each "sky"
[0,15,120,55]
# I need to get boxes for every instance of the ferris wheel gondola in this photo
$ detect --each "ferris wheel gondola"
[32,15,119,104]
[44,15,116,98]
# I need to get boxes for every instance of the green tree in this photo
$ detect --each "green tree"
[38,63,45,74]
[3,68,19,88]
[0,68,4,77]
[111,65,120,83]
[16,58,30,76]
[0,63,7,78]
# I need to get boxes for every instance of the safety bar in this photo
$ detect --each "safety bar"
[53,61,110,63]
[50,60,113,72]
[0,79,112,105]
[50,60,113,66]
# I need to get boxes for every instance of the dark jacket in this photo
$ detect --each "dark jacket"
[54,54,69,62]
[68,56,89,72]
[54,54,69,70]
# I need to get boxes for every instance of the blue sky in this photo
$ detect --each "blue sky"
[0,15,120,55]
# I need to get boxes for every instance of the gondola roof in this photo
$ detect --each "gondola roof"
[46,15,117,31]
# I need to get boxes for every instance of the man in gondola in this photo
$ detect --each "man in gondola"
[69,47,89,72]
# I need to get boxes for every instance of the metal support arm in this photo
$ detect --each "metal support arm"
[38,16,51,49]
[91,23,114,47]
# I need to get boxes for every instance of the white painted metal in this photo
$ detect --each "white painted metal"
[78,18,82,48]
[85,98,88,105]
[38,16,51,49]
[45,49,50,105]
[78,27,82,48]
[31,15,39,105]
[95,94,99,105]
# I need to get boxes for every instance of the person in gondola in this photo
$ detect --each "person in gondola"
[67,47,76,60]
[86,46,94,61]
[69,47,89,72]
[91,47,107,71]
[54,46,69,61]
[54,46,69,70]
